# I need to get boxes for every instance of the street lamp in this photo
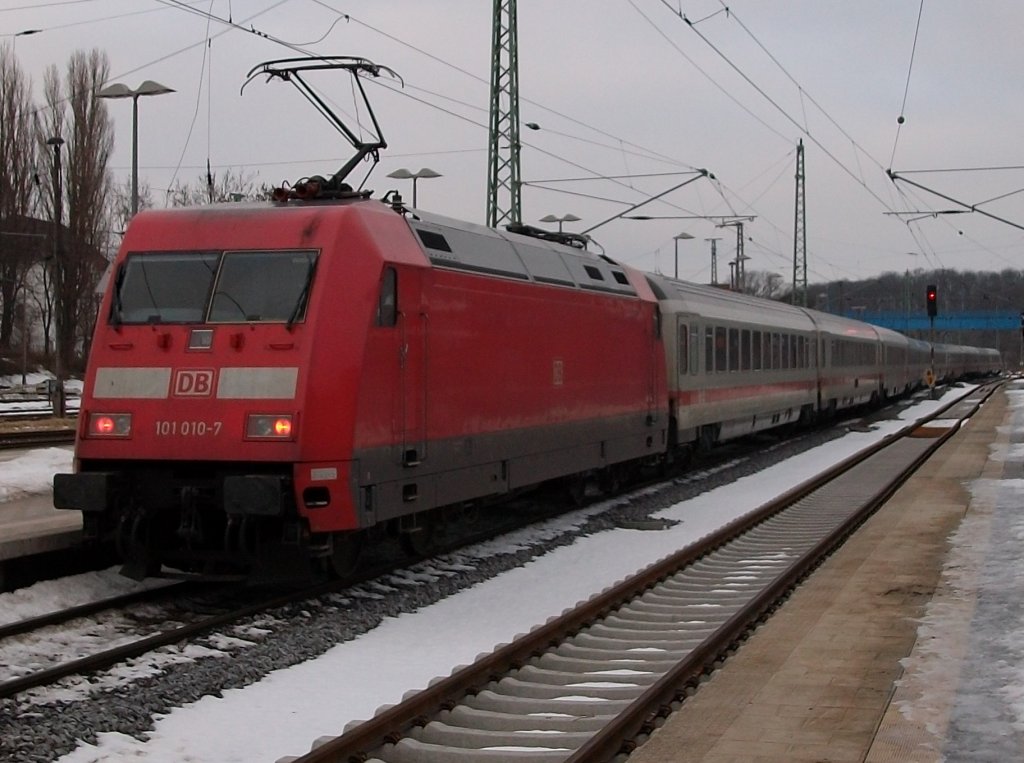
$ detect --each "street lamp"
[673,232,694,279]
[387,167,442,208]
[46,136,66,418]
[97,80,175,216]
[539,213,581,233]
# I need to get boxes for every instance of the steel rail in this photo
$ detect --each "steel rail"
[566,382,998,762]
[0,428,75,449]
[0,581,195,642]
[287,382,999,763]
[0,484,606,700]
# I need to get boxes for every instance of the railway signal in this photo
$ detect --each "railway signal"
[926,284,938,317]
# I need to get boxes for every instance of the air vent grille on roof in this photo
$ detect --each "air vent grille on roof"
[416,229,452,252]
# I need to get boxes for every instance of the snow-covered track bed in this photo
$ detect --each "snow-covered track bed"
[0,581,305,700]
[281,383,998,763]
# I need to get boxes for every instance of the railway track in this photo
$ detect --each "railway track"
[279,382,998,763]
[0,426,75,449]
[0,489,608,703]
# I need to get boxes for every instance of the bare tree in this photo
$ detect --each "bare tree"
[108,175,152,240]
[37,49,113,374]
[167,168,271,206]
[746,270,789,300]
[0,43,42,354]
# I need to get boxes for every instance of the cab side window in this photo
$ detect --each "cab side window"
[376,267,397,327]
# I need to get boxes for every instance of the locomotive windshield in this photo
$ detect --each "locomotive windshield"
[112,249,318,325]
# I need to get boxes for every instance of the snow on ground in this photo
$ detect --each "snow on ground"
[0,389,962,763]
[0,448,74,504]
[885,380,1024,759]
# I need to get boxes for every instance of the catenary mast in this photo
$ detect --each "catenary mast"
[792,138,808,306]
[486,0,521,228]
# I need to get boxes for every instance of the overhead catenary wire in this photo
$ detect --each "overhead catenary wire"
[889,0,925,168]
[650,0,906,218]
[130,0,712,222]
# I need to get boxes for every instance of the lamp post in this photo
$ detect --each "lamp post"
[97,80,175,216]
[672,232,694,279]
[539,213,581,233]
[46,136,66,418]
[386,167,442,208]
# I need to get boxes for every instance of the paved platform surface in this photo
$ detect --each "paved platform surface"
[628,383,1022,762]
[0,493,81,561]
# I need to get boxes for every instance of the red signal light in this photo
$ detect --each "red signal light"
[94,416,115,434]
[926,284,938,317]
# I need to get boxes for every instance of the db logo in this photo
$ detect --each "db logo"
[173,369,216,397]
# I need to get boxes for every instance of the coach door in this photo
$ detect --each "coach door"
[397,272,427,467]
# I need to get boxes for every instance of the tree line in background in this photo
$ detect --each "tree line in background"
[747,267,1023,364]
[0,44,269,380]
[0,44,1019,381]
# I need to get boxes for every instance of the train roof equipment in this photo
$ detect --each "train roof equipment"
[242,56,402,201]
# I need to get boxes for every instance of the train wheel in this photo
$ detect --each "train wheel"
[598,464,630,496]
[328,531,363,579]
[562,475,588,507]
[400,513,438,557]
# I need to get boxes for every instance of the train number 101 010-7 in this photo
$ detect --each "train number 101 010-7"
[155,420,223,437]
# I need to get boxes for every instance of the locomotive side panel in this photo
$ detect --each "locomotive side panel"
[350,262,668,525]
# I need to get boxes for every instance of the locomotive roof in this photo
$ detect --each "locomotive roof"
[403,210,641,298]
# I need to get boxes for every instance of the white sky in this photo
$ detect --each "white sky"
[2,1,1023,284]
[4,385,1021,762]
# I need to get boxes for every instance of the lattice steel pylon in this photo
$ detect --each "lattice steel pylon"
[486,0,521,228]
[792,138,808,306]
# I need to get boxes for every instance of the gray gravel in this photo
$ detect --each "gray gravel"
[0,413,881,762]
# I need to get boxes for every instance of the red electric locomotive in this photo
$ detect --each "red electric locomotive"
[53,193,668,578]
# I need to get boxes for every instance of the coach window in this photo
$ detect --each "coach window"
[752,331,763,370]
[741,329,751,371]
[376,267,397,327]
[690,325,700,375]
[715,326,728,373]
[705,326,715,374]
[678,325,688,376]
[728,327,739,372]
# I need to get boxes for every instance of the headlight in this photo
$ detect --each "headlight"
[246,414,294,440]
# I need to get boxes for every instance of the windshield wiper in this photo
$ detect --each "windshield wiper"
[287,256,319,330]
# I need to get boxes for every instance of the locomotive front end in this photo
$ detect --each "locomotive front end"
[53,201,382,579]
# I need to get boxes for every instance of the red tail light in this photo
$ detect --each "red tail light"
[88,413,132,438]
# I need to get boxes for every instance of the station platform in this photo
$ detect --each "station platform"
[0,493,81,564]
[628,381,1024,762]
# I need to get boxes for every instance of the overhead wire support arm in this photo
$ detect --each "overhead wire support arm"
[580,170,711,235]
[242,56,402,192]
[887,169,1024,233]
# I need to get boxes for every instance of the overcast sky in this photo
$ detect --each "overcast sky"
[2,0,1022,285]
